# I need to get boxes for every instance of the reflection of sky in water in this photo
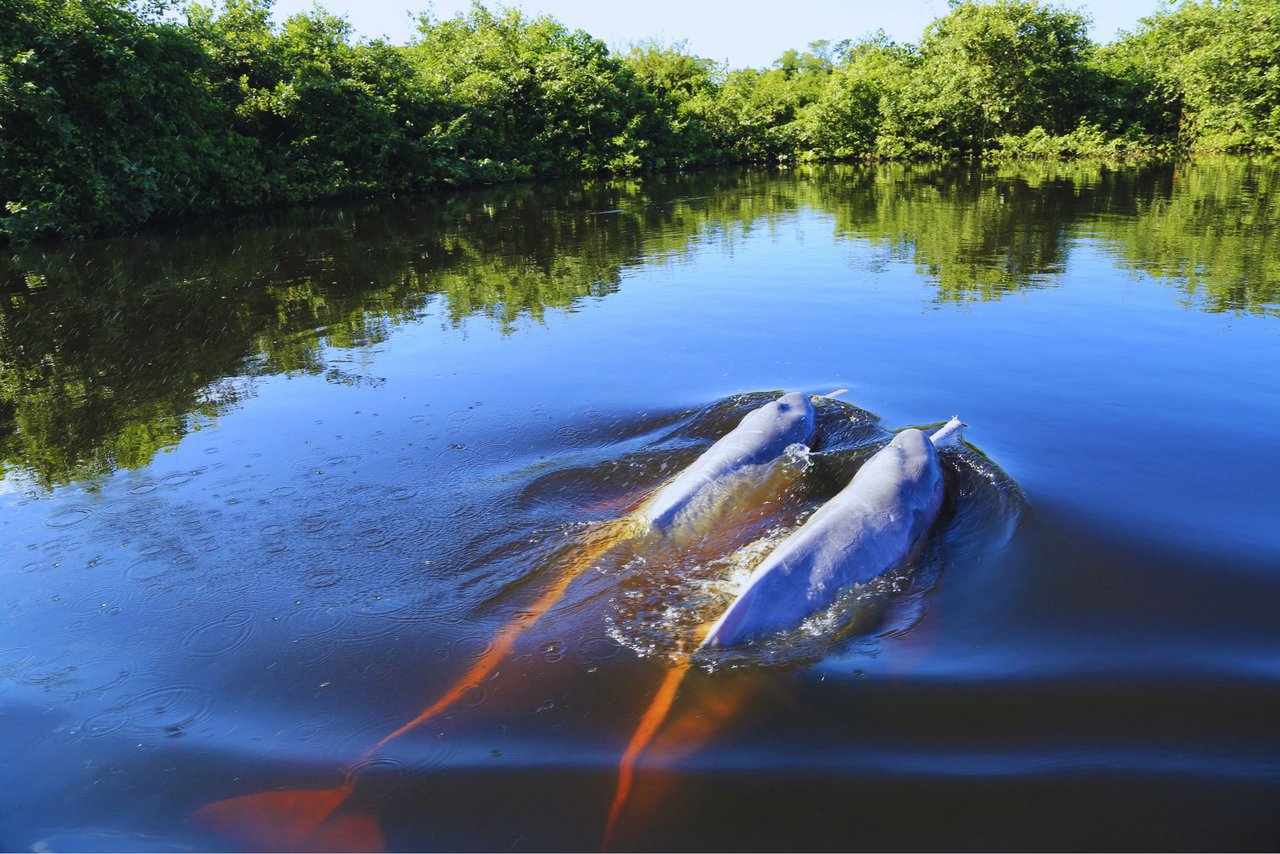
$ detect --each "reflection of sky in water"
[1,162,1278,851]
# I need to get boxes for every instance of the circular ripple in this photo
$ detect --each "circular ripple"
[70,587,127,619]
[327,455,361,466]
[281,606,353,666]
[116,504,159,527]
[118,684,213,738]
[460,685,488,708]
[299,514,330,534]
[554,426,587,446]
[45,508,91,528]
[69,662,134,701]
[48,535,81,553]
[125,560,173,582]
[72,709,128,741]
[451,635,496,662]
[363,518,424,552]
[128,483,159,495]
[573,636,622,664]
[0,647,35,674]
[19,661,80,688]
[347,756,408,804]
[181,610,254,659]
[351,596,425,627]
[282,604,350,639]
[160,472,196,487]
[290,712,339,742]
[304,569,343,590]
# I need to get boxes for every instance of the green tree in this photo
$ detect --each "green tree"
[798,33,910,159]
[1107,0,1280,152]
[187,0,453,199]
[880,0,1096,156]
[621,40,723,168]
[703,42,835,161]
[409,4,645,177]
[0,0,253,240]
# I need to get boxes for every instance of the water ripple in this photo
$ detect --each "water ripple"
[44,508,92,528]
[181,610,254,659]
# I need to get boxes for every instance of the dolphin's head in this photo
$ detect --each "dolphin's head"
[765,392,817,446]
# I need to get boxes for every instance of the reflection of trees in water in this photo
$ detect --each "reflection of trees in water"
[808,162,1089,302]
[0,173,799,488]
[1091,159,1280,317]
[805,158,1279,314]
[1,161,1276,487]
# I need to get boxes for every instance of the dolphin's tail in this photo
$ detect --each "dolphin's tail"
[192,516,644,852]
[929,416,964,448]
[601,660,693,851]
[190,784,381,852]
[601,599,728,851]
[368,517,644,751]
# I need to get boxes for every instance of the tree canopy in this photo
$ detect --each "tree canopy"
[2,0,1278,241]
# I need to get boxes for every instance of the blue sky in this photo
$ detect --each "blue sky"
[266,0,1167,67]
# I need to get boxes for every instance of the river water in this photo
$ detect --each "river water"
[1,160,1277,851]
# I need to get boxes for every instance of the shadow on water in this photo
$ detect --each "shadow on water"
[2,160,1278,490]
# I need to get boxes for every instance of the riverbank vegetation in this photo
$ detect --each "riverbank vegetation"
[2,0,1278,240]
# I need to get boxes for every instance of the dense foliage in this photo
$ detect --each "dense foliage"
[2,0,1278,240]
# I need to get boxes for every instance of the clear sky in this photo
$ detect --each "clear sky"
[266,0,1166,67]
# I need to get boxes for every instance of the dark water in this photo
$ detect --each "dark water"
[1,160,1278,851]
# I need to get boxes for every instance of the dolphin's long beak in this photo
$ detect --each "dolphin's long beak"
[929,416,964,447]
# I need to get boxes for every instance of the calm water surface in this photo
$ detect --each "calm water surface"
[1,161,1278,851]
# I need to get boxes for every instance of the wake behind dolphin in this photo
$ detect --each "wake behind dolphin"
[603,414,1021,848]
[186,393,1018,853]
[191,391,826,852]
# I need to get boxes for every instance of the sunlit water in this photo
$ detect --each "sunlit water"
[1,161,1278,850]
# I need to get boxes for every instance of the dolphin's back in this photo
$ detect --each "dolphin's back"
[701,428,945,648]
[640,393,816,534]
